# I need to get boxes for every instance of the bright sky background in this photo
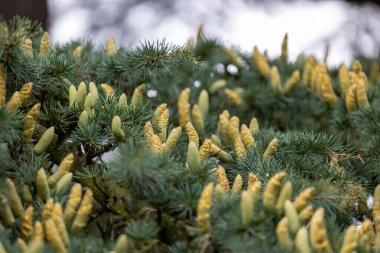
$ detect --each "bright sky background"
[48,0,380,66]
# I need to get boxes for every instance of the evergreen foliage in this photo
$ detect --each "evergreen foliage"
[1,16,380,252]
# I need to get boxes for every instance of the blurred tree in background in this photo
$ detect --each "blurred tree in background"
[0,0,48,28]
[1,0,380,60]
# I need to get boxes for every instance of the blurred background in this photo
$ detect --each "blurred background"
[1,0,380,66]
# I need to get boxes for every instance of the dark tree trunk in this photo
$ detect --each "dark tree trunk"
[0,0,48,29]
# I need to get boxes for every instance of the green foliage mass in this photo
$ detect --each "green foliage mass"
[1,16,380,252]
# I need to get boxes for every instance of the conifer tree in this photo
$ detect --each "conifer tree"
[1,16,380,252]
